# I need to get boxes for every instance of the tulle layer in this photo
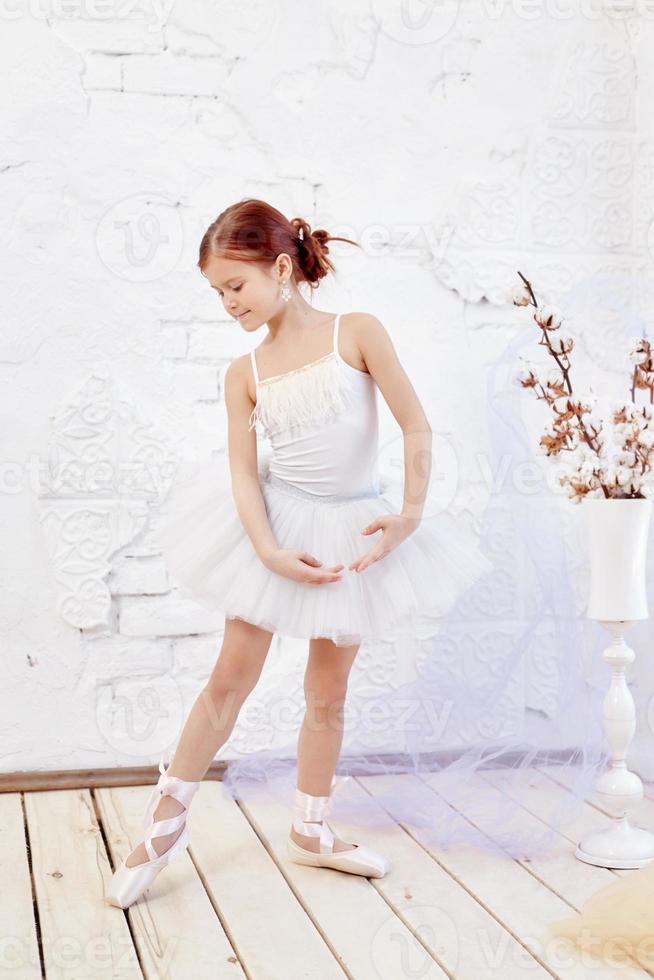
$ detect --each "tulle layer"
[548,860,654,968]
[158,457,493,647]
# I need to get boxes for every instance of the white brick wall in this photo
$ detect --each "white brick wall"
[3,2,653,772]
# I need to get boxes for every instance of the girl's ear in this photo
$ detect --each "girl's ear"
[276,253,292,278]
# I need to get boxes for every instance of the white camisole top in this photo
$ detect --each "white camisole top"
[248,313,380,498]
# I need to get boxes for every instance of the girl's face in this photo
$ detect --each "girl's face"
[202,253,290,330]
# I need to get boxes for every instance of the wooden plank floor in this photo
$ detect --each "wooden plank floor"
[1,768,653,979]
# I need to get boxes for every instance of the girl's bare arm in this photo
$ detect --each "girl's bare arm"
[223,356,344,584]
[223,356,278,563]
[351,313,433,521]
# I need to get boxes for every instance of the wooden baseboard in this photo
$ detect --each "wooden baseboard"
[0,760,229,793]
[0,745,589,794]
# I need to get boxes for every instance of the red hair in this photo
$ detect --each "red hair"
[198,198,359,289]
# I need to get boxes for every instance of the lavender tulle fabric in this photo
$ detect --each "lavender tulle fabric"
[157,320,611,863]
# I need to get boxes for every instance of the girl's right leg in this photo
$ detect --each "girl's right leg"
[124,616,274,867]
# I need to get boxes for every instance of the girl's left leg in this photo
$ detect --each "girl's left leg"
[290,637,360,853]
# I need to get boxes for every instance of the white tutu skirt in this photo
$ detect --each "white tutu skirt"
[157,457,492,647]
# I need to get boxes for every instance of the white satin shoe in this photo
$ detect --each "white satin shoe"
[105,755,201,909]
[286,775,390,878]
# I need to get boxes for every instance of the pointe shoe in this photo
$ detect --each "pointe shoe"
[286,775,390,878]
[105,754,201,909]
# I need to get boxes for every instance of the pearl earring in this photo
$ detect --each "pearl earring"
[281,280,291,303]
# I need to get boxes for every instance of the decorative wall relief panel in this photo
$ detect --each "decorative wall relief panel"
[37,373,181,632]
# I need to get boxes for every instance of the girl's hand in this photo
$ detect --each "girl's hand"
[349,514,419,573]
[263,547,345,585]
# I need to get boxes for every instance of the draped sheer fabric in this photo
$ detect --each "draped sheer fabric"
[160,319,612,861]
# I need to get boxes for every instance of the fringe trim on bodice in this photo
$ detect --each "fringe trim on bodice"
[248,352,349,436]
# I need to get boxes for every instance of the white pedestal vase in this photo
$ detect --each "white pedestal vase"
[576,497,654,869]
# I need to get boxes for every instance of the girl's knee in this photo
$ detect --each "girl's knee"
[303,674,349,706]
[206,663,259,703]
[207,627,273,701]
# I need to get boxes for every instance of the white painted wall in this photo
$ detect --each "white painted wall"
[2,2,653,773]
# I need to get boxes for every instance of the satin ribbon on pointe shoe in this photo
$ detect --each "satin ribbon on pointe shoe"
[105,751,201,908]
[139,752,200,862]
[293,774,353,853]
[141,753,171,837]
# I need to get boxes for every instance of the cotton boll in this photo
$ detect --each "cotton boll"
[546,369,565,388]
[552,395,571,415]
[511,284,531,306]
[534,304,564,329]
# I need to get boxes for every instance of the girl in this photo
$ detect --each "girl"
[106,198,491,909]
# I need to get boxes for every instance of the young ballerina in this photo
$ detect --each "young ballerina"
[106,198,491,909]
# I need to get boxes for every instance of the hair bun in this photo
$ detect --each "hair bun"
[291,217,312,244]
[289,216,333,285]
